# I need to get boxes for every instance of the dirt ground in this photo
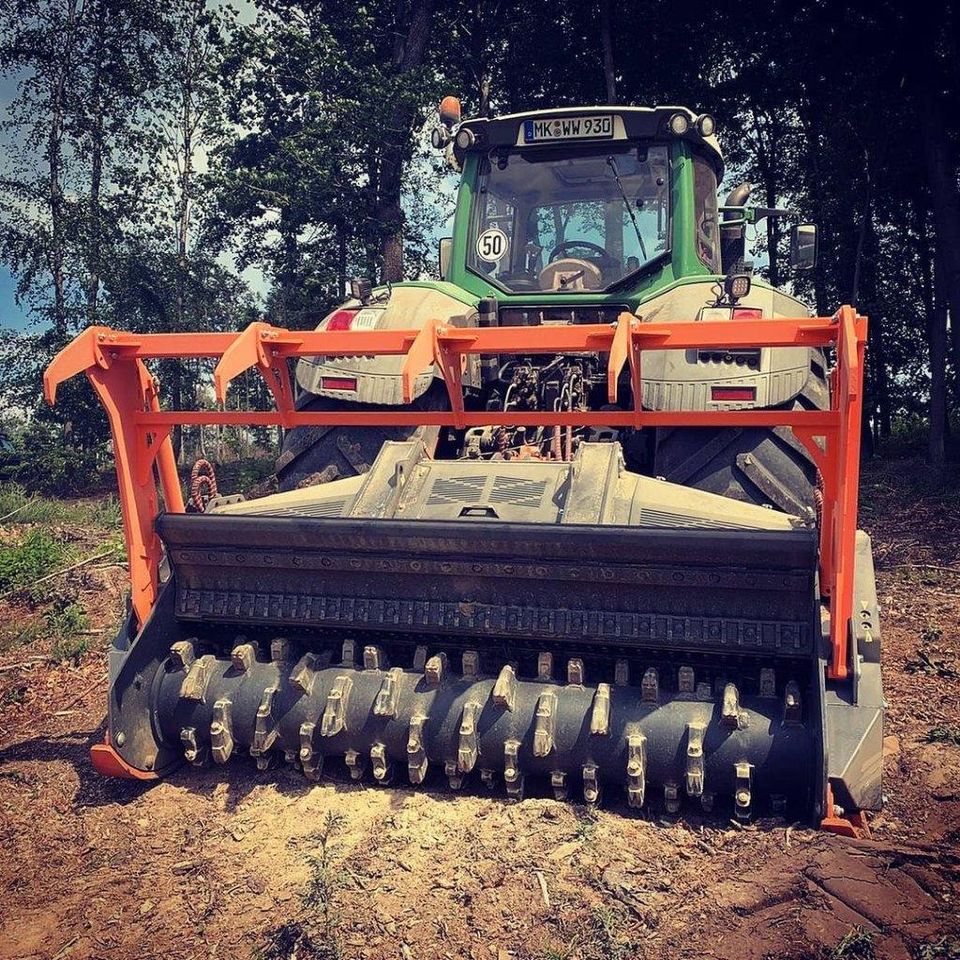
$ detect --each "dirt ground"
[1,458,959,960]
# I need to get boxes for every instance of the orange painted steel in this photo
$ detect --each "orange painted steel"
[44,308,867,680]
[90,737,159,780]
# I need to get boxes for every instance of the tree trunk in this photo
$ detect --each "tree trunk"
[86,0,105,327]
[374,0,436,282]
[913,10,960,412]
[599,0,616,103]
[47,0,81,339]
[930,249,949,467]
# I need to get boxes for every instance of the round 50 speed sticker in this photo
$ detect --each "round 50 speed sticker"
[476,227,508,262]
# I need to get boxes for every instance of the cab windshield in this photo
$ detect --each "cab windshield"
[467,141,670,294]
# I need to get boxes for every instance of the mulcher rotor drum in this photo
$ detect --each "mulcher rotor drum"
[115,497,825,819]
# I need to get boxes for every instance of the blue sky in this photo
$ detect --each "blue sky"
[0,268,29,331]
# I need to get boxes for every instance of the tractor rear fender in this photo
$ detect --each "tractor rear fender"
[295,283,479,404]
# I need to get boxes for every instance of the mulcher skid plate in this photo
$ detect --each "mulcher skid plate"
[98,441,882,821]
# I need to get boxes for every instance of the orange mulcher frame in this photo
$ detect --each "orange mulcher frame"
[44,306,867,684]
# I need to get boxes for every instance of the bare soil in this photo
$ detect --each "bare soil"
[1,458,959,960]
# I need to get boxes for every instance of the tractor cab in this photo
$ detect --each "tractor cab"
[439,105,725,302]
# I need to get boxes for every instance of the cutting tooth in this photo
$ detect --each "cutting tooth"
[582,762,601,804]
[345,748,366,780]
[492,664,517,712]
[373,667,402,718]
[695,681,712,701]
[299,721,321,780]
[445,760,464,790]
[370,742,393,784]
[734,761,754,821]
[256,752,276,772]
[230,642,255,673]
[271,637,293,663]
[412,645,427,671]
[590,683,611,736]
[721,683,742,727]
[457,701,481,773]
[341,639,357,666]
[480,769,496,790]
[784,680,802,725]
[685,722,705,797]
[504,739,523,799]
[533,690,557,757]
[321,675,353,737]
[700,792,715,813]
[537,652,554,682]
[210,698,234,764]
[180,726,206,766]
[567,658,584,686]
[551,771,568,801]
[180,654,215,703]
[678,666,695,694]
[289,653,319,696]
[251,685,279,764]
[626,732,646,808]
[407,714,428,784]
[614,659,629,687]
[169,640,196,672]
[641,667,659,704]
[663,782,681,815]
[760,667,776,698]
[462,649,479,679]
[363,645,386,671]
[424,652,447,686]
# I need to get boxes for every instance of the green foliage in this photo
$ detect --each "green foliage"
[905,647,959,679]
[47,599,91,664]
[917,937,960,960]
[825,927,876,960]
[0,530,65,593]
[259,810,344,960]
[0,422,101,497]
[923,726,960,746]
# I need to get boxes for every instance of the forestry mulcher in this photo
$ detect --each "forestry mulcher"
[46,101,881,831]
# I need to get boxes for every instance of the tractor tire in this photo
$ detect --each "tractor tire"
[650,371,828,516]
[276,383,447,492]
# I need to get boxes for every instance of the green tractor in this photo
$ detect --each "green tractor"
[277,101,824,519]
[48,102,881,824]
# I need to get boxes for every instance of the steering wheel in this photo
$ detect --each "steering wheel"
[548,239,609,262]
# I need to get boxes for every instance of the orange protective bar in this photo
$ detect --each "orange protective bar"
[45,309,867,679]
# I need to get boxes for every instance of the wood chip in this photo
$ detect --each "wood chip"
[535,870,550,907]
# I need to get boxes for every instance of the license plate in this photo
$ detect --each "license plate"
[523,115,614,143]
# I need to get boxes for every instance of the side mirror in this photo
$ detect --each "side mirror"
[790,223,817,271]
[438,237,452,280]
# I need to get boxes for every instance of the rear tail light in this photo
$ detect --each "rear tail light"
[325,309,357,331]
[711,386,757,402]
[732,307,763,320]
[320,377,358,392]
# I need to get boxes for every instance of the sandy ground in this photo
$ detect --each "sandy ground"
[1,458,959,960]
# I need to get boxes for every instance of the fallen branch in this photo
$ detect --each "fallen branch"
[0,549,117,602]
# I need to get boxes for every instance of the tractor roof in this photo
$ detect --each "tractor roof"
[458,105,723,176]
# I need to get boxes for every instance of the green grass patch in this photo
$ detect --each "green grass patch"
[47,599,90,664]
[0,530,66,593]
[0,484,121,531]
